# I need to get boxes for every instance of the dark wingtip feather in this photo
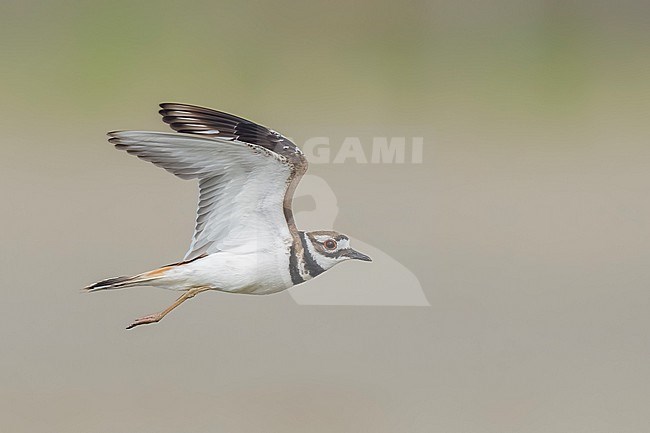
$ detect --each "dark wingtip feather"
[155,102,307,164]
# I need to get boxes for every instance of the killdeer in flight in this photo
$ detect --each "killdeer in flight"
[85,103,371,329]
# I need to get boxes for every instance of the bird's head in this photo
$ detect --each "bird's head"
[302,230,371,271]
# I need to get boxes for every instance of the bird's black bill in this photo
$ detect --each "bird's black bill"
[347,249,372,262]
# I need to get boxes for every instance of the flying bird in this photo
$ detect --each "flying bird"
[85,103,371,329]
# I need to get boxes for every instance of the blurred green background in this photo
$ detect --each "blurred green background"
[4,0,649,127]
[2,1,650,432]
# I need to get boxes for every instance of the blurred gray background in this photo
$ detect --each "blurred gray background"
[2,0,650,432]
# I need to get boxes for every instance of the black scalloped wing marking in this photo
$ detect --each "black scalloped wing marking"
[159,103,305,162]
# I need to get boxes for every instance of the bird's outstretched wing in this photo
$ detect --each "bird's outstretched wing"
[109,103,308,260]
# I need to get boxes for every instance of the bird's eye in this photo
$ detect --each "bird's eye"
[324,239,337,250]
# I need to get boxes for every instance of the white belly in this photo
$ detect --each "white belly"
[158,248,294,295]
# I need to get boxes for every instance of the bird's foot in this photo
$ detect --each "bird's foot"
[126,314,162,330]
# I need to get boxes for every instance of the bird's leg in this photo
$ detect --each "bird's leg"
[126,287,211,329]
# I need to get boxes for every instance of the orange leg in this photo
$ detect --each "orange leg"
[126,287,211,329]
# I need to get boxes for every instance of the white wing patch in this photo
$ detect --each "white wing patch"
[109,131,294,259]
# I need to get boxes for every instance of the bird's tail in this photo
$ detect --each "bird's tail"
[83,274,162,292]
[84,256,205,292]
